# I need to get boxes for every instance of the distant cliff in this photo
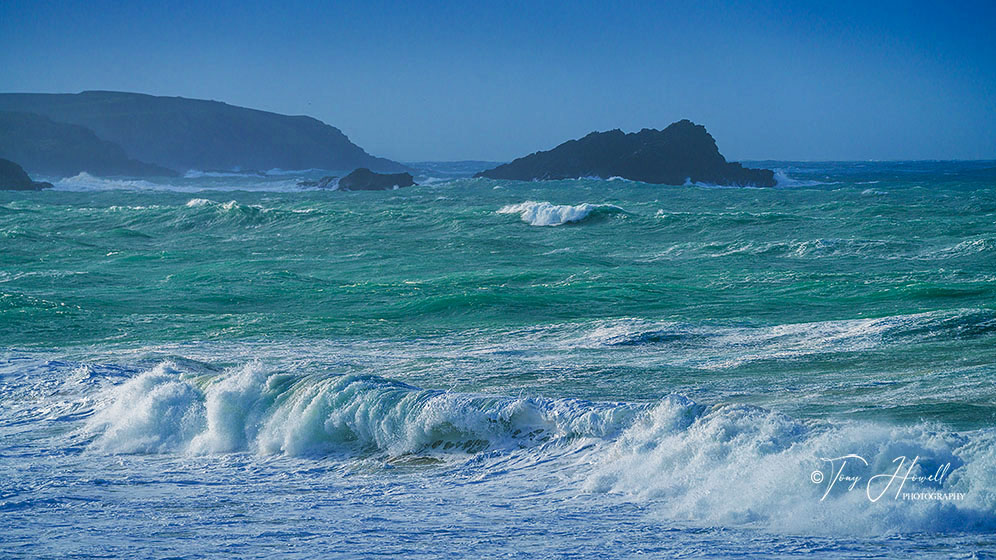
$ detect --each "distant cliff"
[0,111,176,177]
[0,91,408,176]
[476,120,775,187]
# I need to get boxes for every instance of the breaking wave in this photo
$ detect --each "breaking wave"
[81,360,996,535]
[85,361,644,457]
[498,201,625,226]
[584,398,996,535]
[52,172,310,192]
[773,169,832,187]
[55,172,163,191]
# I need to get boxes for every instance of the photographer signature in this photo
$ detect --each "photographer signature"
[811,454,951,502]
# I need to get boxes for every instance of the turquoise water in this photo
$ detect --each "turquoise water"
[2,162,995,557]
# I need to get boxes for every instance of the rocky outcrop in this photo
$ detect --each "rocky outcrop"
[476,120,775,187]
[0,91,409,176]
[0,158,53,190]
[338,168,415,191]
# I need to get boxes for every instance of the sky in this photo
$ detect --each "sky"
[1,0,994,162]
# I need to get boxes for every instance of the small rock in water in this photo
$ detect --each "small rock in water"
[338,168,416,191]
[0,158,53,190]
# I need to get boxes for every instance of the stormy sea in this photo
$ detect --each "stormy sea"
[2,161,995,558]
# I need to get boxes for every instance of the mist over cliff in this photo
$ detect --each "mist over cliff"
[0,91,408,176]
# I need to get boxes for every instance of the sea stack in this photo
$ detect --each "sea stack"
[338,168,416,191]
[476,120,776,187]
[0,158,53,190]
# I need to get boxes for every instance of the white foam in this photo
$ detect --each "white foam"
[498,201,624,226]
[264,167,323,176]
[861,188,889,196]
[584,399,996,534]
[55,172,162,191]
[184,198,253,213]
[183,169,263,179]
[85,362,643,457]
[81,360,996,535]
[922,238,994,260]
[773,169,831,188]
[53,171,314,193]
[417,177,452,185]
[564,309,995,369]
[86,362,207,454]
[679,177,766,189]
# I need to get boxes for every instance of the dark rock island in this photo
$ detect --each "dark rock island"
[0,158,53,190]
[476,120,775,187]
[338,168,415,191]
[0,91,409,177]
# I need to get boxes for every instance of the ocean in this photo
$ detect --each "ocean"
[2,161,995,558]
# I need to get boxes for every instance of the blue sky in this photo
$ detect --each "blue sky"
[1,0,994,161]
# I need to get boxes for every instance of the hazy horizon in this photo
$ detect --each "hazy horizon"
[2,1,994,162]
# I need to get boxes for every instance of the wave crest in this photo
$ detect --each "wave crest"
[498,201,624,226]
[55,172,161,191]
[82,361,996,535]
[85,362,643,457]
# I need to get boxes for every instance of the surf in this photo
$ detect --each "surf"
[76,359,996,536]
[498,201,625,226]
